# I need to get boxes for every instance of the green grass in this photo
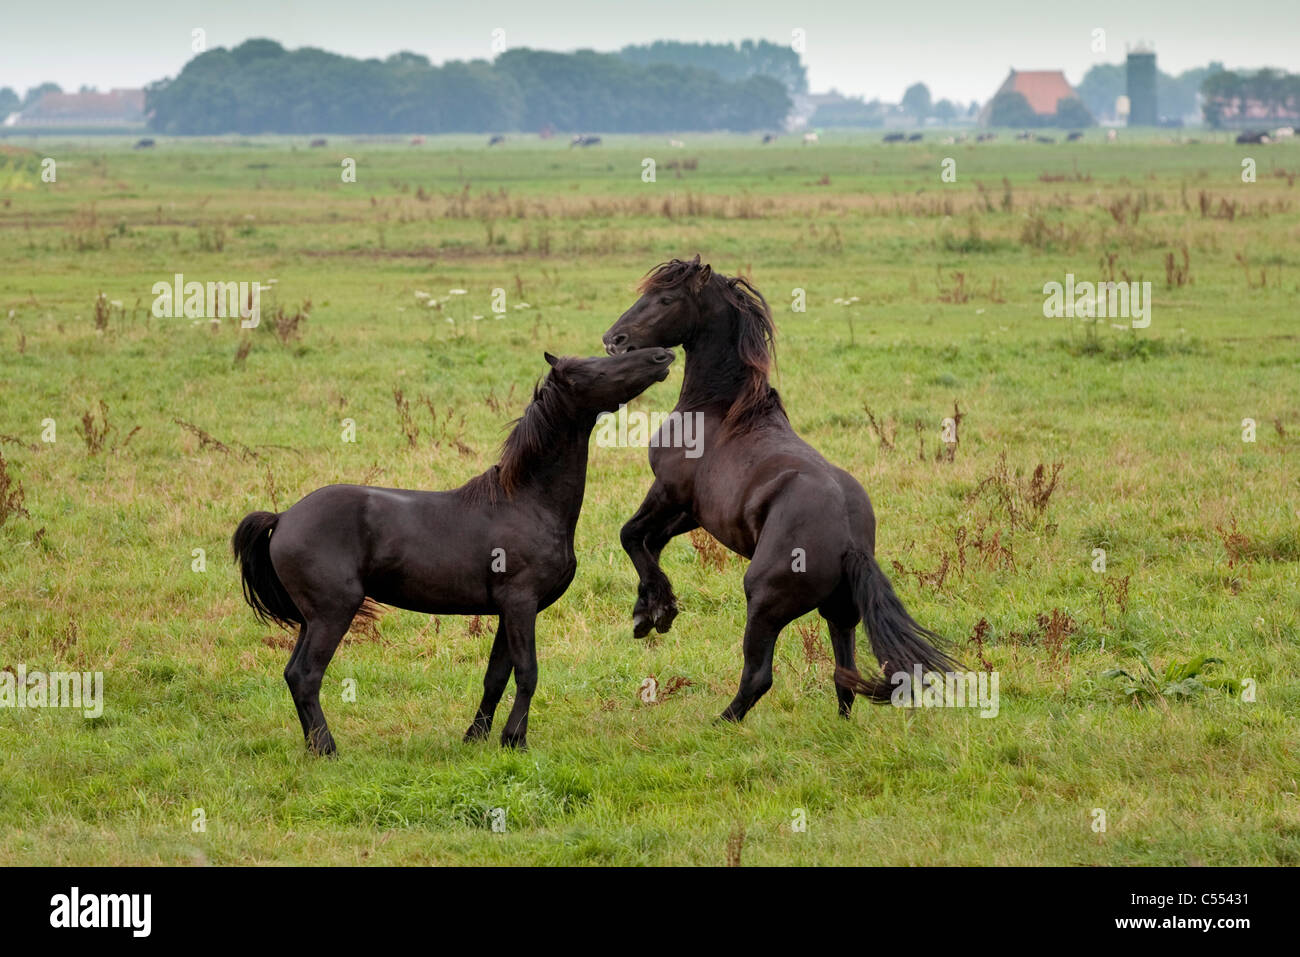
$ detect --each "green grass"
[0,130,1297,865]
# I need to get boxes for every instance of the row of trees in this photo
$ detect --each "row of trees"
[1076,63,1220,123]
[899,83,977,122]
[144,40,793,134]
[810,64,1296,131]
[1075,62,1299,126]
[1200,68,1300,127]
[618,39,806,94]
[811,81,1093,129]
[811,84,979,128]
[0,82,65,116]
[986,92,1094,128]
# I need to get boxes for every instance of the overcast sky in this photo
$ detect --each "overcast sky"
[3,0,1297,103]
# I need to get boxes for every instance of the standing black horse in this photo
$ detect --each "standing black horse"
[233,349,674,753]
[602,256,957,723]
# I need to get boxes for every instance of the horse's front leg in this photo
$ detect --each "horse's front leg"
[620,483,696,639]
[497,600,540,749]
[464,617,511,742]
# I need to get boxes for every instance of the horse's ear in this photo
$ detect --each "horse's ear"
[691,262,712,293]
[543,351,560,367]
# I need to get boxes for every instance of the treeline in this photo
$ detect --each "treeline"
[1076,63,1220,123]
[811,84,978,128]
[618,39,806,94]
[986,92,1094,128]
[145,39,793,134]
[0,83,63,116]
[1200,68,1300,127]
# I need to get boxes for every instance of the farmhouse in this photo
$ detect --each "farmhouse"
[4,88,146,128]
[977,69,1080,126]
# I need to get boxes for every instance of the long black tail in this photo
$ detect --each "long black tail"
[232,511,302,628]
[834,548,961,703]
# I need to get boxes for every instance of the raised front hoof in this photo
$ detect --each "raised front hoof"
[305,729,337,757]
[500,732,528,750]
[632,612,655,640]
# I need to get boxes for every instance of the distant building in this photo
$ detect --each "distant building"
[5,89,146,128]
[977,70,1079,126]
[789,91,850,130]
[1126,48,1158,126]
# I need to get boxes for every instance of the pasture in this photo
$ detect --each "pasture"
[0,129,1297,865]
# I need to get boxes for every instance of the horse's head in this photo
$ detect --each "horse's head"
[603,256,777,430]
[543,348,675,414]
[602,254,714,354]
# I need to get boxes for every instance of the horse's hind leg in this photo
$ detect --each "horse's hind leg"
[820,588,861,718]
[285,624,313,735]
[465,617,512,742]
[285,600,360,755]
[823,619,860,718]
[719,598,792,723]
[719,531,822,723]
[720,573,806,723]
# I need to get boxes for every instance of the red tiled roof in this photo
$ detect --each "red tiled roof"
[1006,71,1078,115]
[23,89,145,122]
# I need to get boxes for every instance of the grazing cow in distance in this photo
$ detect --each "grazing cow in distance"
[309,138,327,148]
[883,132,905,142]
[802,132,819,145]
[1273,126,1295,140]
[488,135,506,146]
[761,133,777,144]
[1236,130,1271,144]
[1015,130,1032,140]
[669,139,685,148]
[133,138,155,149]
[410,136,426,145]
[1067,131,1084,141]
[1036,135,1056,144]
[907,133,922,142]
[976,132,997,142]
[1107,129,1118,142]
[570,135,602,148]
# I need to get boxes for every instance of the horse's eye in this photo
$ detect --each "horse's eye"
[659,297,673,306]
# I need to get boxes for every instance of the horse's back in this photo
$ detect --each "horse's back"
[270,484,485,611]
[681,414,870,557]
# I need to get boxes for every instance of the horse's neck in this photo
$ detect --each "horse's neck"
[678,305,754,412]
[509,426,591,524]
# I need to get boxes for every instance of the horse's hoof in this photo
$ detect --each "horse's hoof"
[463,723,490,743]
[632,612,654,640]
[634,599,677,639]
[307,732,337,757]
[500,733,528,750]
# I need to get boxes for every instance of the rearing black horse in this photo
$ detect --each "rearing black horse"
[233,349,674,753]
[602,256,958,723]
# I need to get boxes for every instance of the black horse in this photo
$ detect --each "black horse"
[233,349,675,753]
[602,257,957,723]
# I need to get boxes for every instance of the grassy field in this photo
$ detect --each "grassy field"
[0,129,1297,865]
